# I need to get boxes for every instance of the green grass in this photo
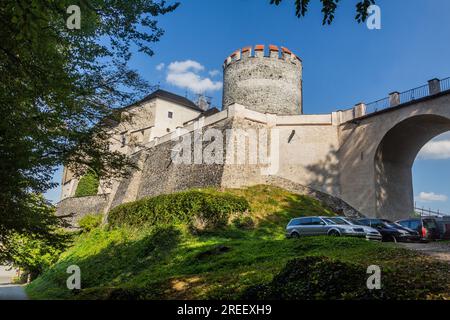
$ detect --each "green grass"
[26,185,450,300]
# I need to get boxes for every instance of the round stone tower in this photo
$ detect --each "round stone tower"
[222,45,303,115]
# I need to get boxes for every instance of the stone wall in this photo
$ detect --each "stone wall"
[56,194,109,226]
[222,45,302,115]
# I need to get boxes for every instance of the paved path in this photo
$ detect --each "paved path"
[399,241,450,263]
[0,266,28,300]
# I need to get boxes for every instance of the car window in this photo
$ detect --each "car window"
[409,220,420,229]
[310,217,324,225]
[423,219,437,229]
[288,219,301,226]
[358,219,370,226]
[370,219,385,228]
[397,220,410,228]
[348,219,364,226]
[295,218,311,225]
[324,217,348,225]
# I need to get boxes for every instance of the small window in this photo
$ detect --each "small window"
[166,128,171,133]
[168,111,173,119]
[121,134,126,147]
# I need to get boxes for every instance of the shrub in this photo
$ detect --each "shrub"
[108,190,250,230]
[232,216,255,230]
[78,214,103,232]
[242,256,380,300]
[75,170,99,197]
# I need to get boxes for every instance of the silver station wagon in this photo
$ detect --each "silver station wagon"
[286,216,367,238]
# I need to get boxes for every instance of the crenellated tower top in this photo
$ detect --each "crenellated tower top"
[223,45,302,70]
[222,45,303,115]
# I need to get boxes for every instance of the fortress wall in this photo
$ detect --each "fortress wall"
[56,194,109,226]
[220,105,341,196]
[58,104,347,223]
[138,118,234,199]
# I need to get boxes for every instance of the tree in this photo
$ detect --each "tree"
[269,0,376,25]
[0,1,179,258]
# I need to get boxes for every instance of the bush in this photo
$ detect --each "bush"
[232,216,255,230]
[108,190,250,230]
[78,214,103,232]
[242,256,381,300]
[75,170,99,197]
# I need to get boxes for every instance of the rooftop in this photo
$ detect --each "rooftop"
[127,89,202,112]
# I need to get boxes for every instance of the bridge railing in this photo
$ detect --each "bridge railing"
[415,207,449,218]
[361,77,450,118]
[441,77,450,92]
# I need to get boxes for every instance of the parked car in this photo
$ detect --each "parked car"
[396,218,441,241]
[358,218,419,242]
[286,216,366,238]
[335,217,382,241]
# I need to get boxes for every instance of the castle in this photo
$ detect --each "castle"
[58,44,450,223]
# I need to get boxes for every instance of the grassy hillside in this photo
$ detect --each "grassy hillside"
[27,185,450,300]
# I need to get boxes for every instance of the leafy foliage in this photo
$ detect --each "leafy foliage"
[78,213,103,232]
[0,0,178,257]
[270,0,376,24]
[108,190,250,230]
[4,232,69,281]
[75,170,100,197]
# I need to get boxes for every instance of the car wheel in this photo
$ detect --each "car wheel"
[291,232,300,239]
[328,230,340,237]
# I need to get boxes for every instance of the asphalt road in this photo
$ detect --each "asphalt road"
[399,241,450,263]
[0,266,28,300]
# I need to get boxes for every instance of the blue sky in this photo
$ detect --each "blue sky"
[46,0,450,213]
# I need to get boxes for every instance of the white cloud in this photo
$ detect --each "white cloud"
[166,60,222,93]
[418,140,450,160]
[155,63,165,71]
[416,192,448,202]
[167,72,222,93]
[208,69,220,77]
[167,60,204,73]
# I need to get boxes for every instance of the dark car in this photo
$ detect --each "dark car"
[396,218,441,241]
[358,218,419,242]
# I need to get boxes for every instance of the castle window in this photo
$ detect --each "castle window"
[121,134,126,147]
[168,111,173,119]
[166,128,171,133]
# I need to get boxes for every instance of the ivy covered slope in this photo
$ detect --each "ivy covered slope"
[74,171,100,197]
[27,186,450,300]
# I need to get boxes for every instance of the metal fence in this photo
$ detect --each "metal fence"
[441,77,450,92]
[363,77,450,117]
[365,97,390,114]
[399,84,429,104]
[415,207,449,218]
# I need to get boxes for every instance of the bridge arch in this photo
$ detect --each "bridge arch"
[374,114,450,220]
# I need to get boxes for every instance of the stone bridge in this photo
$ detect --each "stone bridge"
[338,78,450,221]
